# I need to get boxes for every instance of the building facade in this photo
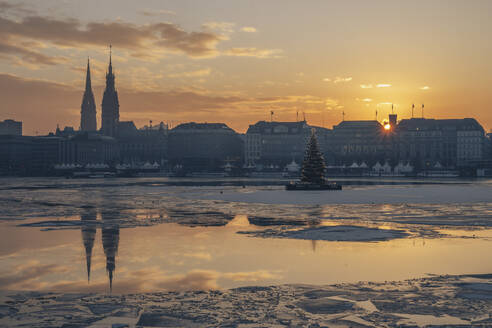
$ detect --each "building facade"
[31,136,67,174]
[0,135,32,174]
[457,129,485,167]
[68,133,120,165]
[395,118,485,169]
[245,121,311,167]
[0,119,22,136]
[168,122,243,172]
[244,121,334,168]
[327,120,392,165]
[118,121,168,164]
[0,135,68,175]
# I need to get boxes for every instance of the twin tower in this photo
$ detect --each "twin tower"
[80,47,120,137]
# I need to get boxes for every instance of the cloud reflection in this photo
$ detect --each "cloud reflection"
[0,261,69,290]
[0,261,280,293]
[0,210,281,293]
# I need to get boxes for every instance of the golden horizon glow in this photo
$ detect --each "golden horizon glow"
[1,0,492,135]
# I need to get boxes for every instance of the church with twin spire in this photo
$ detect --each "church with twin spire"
[80,46,120,138]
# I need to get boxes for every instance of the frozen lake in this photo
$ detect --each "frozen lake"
[0,177,491,294]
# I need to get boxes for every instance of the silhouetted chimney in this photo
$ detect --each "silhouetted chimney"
[389,114,397,126]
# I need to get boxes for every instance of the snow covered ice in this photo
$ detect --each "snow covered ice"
[185,183,492,205]
[1,274,491,327]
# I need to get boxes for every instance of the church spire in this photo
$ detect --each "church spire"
[80,57,97,131]
[104,45,116,92]
[101,45,119,137]
[85,57,92,91]
[108,44,112,76]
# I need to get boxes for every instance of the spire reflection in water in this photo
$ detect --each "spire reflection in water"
[80,209,97,282]
[80,209,121,293]
[101,210,120,293]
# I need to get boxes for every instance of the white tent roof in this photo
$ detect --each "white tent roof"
[142,162,153,169]
[285,160,300,172]
[372,162,382,169]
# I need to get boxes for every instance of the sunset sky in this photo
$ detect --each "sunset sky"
[1,0,491,135]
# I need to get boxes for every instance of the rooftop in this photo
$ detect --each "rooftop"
[246,120,309,134]
[397,118,484,131]
[171,122,235,132]
[333,120,383,129]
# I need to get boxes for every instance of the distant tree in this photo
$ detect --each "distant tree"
[301,130,327,184]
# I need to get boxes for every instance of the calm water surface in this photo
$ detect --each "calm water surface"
[0,177,491,294]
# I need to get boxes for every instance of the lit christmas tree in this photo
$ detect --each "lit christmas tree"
[301,129,326,184]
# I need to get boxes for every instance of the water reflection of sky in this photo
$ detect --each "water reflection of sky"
[1,178,492,294]
[1,211,491,294]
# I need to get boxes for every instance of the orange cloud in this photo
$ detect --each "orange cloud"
[0,37,66,67]
[202,21,236,33]
[241,26,257,33]
[138,9,176,16]
[224,47,282,58]
[167,68,212,78]
[0,15,223,58]
[333,77,352,83]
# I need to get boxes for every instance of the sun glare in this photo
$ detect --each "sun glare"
[384,123,391,130]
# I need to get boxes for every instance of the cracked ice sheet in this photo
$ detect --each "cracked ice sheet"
[0,274,490,327]
[392,313,469,327]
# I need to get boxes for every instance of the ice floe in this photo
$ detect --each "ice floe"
[0,274,490,327]
[239,225,409,242]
